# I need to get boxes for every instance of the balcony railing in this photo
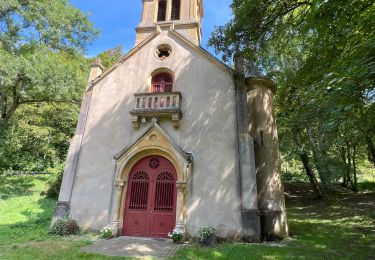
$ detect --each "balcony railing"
[130,92,182,128]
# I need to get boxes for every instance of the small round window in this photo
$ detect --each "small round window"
[155,44,172,60]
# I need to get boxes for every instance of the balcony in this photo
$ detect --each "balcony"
[130,92,182,129]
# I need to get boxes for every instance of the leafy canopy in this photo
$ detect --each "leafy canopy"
[209,0,375,193]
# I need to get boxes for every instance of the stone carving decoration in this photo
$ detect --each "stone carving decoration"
[149,158,160,169]
[155,44,172,59]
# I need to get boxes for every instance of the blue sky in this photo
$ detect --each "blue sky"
[69,0,233,57]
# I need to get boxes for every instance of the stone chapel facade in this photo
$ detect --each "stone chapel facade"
[54,0,288,241]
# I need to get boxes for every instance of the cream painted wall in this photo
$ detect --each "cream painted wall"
[69,30,241,237]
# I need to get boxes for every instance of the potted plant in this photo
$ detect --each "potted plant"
[99,225,114,239]
[197,226,216,247]
[168,229,184,243]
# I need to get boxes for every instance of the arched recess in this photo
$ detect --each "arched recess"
[152,73,173,93]
[122,155,177,238]
[149,67,175,92]
[109,120,192,237]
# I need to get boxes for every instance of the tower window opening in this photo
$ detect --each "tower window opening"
[171,0,181,20]
[157,0,167,22]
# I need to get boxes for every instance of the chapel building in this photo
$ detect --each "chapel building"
[54,0,288,241]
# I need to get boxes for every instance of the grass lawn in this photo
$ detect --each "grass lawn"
[173,183,375,259]
[0,175,123,259]
[0,175,374,259]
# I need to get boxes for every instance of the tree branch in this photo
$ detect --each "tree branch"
[4,81,21,121]
[19,99,80,107]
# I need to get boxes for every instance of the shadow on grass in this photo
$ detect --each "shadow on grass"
[0,175,56,244]
[174,213,375,259]
[174,182,375,259]
[0,175,36,200]
[0,196,56,244]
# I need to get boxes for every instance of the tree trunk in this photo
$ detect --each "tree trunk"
[0,83,21,131]
[300,152,323,198]
[367,136,375,167]
[0,89,7,119]
[307,124,332,196]
[340,147,348,188]
[346,142,354,189]
[352,145,358,192]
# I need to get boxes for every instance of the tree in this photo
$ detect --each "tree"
[209,0,375,195]
[0,0,98,129]
[0,103,79,172]
[96,46,124,70]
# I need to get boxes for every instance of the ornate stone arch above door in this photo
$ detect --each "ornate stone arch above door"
[109,119,192,236]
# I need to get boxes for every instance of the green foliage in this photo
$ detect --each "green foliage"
[197,226,216,247]
[45,165,65,199]
[0,0,97,175]
[209,0,375,194]
[281,157,307,183]
[0,103,78,173]
[0,0,98,52]
[95,46,124,70]
[0,0,97,129]
[99,226,113,239]
[49,219,80,236]
[168,229,184,243]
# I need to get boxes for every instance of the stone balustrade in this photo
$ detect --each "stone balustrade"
[130,92,182,128]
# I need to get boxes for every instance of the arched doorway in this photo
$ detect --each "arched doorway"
[122,155,177,238]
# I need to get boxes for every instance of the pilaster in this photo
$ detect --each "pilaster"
[110,180,127,236]
[175,181,188,233]
[233,53,261,242]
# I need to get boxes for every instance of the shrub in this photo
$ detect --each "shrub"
[45,165,64,199]
[197,226,216,247]
[49,219,80,236]
[100,225,114,239]
[168,229,184,243]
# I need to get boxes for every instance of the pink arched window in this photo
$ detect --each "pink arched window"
[152,73,173,93]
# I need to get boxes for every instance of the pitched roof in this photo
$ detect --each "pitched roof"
[90,29,234,87]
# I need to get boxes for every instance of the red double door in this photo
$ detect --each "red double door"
[122,156,177,238]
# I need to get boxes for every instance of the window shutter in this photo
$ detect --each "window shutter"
[171,0,180,20]
[157,1,167,22]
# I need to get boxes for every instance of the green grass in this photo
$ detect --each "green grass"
[172,183,375,260]
[0,175,374,259]
[0,175,123,259]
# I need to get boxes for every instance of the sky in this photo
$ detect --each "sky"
[69,0,233,57]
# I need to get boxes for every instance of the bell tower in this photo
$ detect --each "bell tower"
[135,0,203,45]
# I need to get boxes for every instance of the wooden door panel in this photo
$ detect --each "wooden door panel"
[149,213,175,238]
[123,212,149,236]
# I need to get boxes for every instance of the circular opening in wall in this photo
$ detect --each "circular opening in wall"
[155,44,172,60]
